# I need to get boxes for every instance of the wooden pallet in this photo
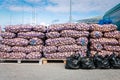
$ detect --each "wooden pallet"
[42,58,66,64]
[0,59,42,65]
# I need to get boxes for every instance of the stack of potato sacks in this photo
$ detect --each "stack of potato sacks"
[43,23,89,59]
[0,25,46,59]
[90,24,120,57]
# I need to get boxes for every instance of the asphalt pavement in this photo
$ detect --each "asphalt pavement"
[0,63,120,80]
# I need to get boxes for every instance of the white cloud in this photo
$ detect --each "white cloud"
[8,5,44,12]
[8,5,33,12]
[46,0,69,12]
[1,0,120,13]
[45,0,120,13]
[25,0,42,3]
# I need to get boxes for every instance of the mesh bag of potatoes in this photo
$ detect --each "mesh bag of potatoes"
[5,25,33,33]
[90,31,103,38]
[90,43,103,51]
[47,23,76,32]
[29,38,43,46]
[45,37,76,46]
[61,30,89,38]
[90,50,113,57]
[18,32,45,39]
[43,46,57,54]
[90,38,118,45]
[1,32,16,39]
[104,45,120,52]
[26,52,42,59]
[0,52,10,59]
[2,38,29,46]
[46,32,60,39]
[0,45,12,52]
[9,52,26,59]
[58,45,87,52]
[12,46,29,53]
[44,52,76,59]
[90,24,117,32]
[75,23,90,31]
[32,25,46,32]
[76,37,88,46]
[104,31,120,39]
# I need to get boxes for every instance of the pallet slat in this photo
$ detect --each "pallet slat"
[42,58,66,64]
[0,59,42,65]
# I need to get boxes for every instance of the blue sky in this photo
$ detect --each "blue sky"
[0,0,120,28]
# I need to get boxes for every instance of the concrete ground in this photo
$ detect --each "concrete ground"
[0,63,120,80]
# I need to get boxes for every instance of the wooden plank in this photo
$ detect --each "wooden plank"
[0,59,42,64]
[42,58,66,64]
